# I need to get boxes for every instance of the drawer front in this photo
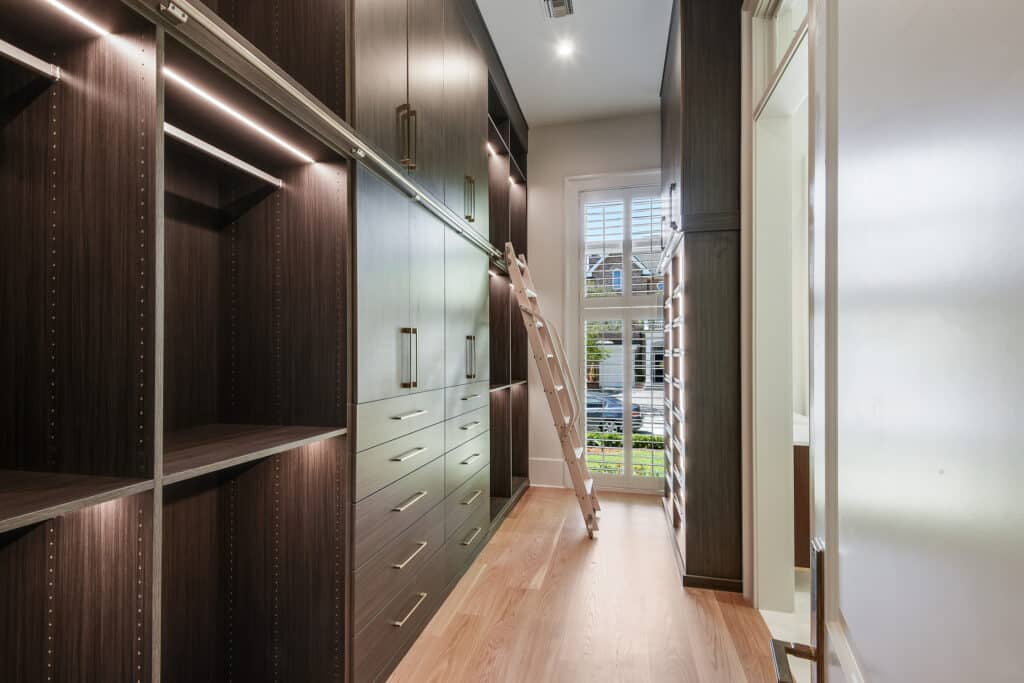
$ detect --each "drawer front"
[445,465,489,540]
[355,389,445,452]
[354,456,445,568]
[353,502,445,633]
[352,544,447,683]
[354,422,445,501]
[443,380,490,419]
[444,431,489,496]
[444,405,489,452]
[445,503,489,587]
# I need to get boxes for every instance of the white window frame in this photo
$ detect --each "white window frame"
[563,171,663,492]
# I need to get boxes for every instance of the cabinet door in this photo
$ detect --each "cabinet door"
[465,27,490,232]
[353,0,409,165]
[469,244,490,383]
[409,206,446,392]
[444,230,473,387]
[356,167,411,403]
[408,0,447,199]
[442,0,470,220]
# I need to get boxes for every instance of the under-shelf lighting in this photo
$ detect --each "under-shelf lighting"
[44,0,110,35]
[486,142,496,156]
[163,66,315,163]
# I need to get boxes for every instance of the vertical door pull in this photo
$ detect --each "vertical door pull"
[465,335,477,379]
[770,538,826,682]
[398,104,413,169]
[464,175,473,221]
[401,327,418,388]
[407,108,418,170]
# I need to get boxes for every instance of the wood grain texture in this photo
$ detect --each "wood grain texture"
[408,0,447,199]
[794,444,810,568]
[683,230,742,584]
[488,273,511,386]
[352,0,408,164]
[509,182,529,382]
[509,383,529,479]
[0,492,153,682]
[388,488,774,682]
[162,437,346,683]
[0,22,157,478]
[487,145,510,249]
[489,388,511,499]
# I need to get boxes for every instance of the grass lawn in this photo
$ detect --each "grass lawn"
[586,447,665,478]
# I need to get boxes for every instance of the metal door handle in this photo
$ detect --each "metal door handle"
[461,489,482,506]
[771,640,816,683]
[391,409,427,421]
[461,527,482,546]
[398,104,413,169]
[407,108,418,170]
[391,592,428,627]
[459,421,482,432]
[770,538,826,682]
[392,490,428,512]
[465,335,476,379]
[392,541,428,569]
[464,175,473,220]
[460,453,481,466]
[390,447,428,463]
[400,327,418,388]
[460,393,481,401]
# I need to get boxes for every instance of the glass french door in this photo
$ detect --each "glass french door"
[580,188,665,491]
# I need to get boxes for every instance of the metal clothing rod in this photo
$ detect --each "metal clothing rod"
[0,38,61,81]
[157,0,501,262]
[164,122,284,188]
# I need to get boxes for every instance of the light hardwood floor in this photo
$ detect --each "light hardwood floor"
[389,488,776,682]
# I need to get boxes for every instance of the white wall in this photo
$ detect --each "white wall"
[525,113,661,487]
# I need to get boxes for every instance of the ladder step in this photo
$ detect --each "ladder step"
[584,478,594,495]
[554,384,564,391]
[536,321,544,328]
[525,288,538,299]
[516,257,527,269]
[573,446,583,460]
[546,353,554,359]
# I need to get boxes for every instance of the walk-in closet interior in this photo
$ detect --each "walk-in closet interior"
[0,0,528,679]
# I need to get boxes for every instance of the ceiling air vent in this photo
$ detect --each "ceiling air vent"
[543,0,574,19]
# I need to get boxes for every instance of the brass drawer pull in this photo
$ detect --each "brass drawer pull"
[391,592,428,628]
[460,453,482,466]
[392,541,428,570]
[459,420,482,432]
[392,490,428,512]
[461,526,482,546]
[460,393,481,401]
[391,409,427,421]
[461,489,482,506]
[390,446,427,463]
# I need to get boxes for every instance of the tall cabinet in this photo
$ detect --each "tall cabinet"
[660,0,744,593]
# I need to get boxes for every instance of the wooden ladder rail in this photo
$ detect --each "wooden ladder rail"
[505,243,601,536]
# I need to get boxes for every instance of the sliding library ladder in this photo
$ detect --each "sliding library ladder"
[505,243,601,537]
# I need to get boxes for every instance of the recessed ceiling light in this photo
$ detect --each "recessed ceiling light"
[555,38,575,59]
[163,66,314,163]
[44,0,110,35]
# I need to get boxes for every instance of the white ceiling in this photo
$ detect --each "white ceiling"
[476,0,674,127]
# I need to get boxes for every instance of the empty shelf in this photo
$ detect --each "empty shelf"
[0,471,152,534]
[0,38,61,81]
[164,123,283,188]
[164,423,347,484]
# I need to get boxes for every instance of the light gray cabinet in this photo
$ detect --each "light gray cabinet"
[356,167,445,402]
[444,230,489,388]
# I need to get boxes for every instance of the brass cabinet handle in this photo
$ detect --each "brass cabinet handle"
[398,104,413,169]
[460,453,482,466]
[390,447,428,463]
[459,421,482,432]
[400,327,418,388]
[391,408,427,421]
[391,592,428,628]
[460,393,481,401]
[392,490,428,512]
[461,527,482,546]
[403,109,411,169]
[392,541,428,570]
[461,489,482,506]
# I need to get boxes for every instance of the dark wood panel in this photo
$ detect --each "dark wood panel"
[678,0,741,226]
[0,22,157,478]
[442,0,469,219]
[162,438,346,683]
[0,492,153,682]
[487,147,510,249]
[489,388,511,499]
[352,0,408,164]
[794,444,810,568]
[408,0,447,199]
[489,273,511,385]
[682,231,742,584]
[510,382,529,479]
[509,177,527,255]
[0,471,151,534]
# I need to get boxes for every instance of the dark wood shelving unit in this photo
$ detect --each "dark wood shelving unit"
[0,472,153,534]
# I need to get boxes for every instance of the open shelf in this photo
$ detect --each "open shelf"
[0,471,152,534]
[163,423,347,484]
[162,436,345,682]
[162,35,348,475]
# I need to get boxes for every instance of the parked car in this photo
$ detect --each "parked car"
[586,392,643,433]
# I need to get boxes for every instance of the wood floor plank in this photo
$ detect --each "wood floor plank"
[388,488,775,682]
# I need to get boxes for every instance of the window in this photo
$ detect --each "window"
[579,186,665,489]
